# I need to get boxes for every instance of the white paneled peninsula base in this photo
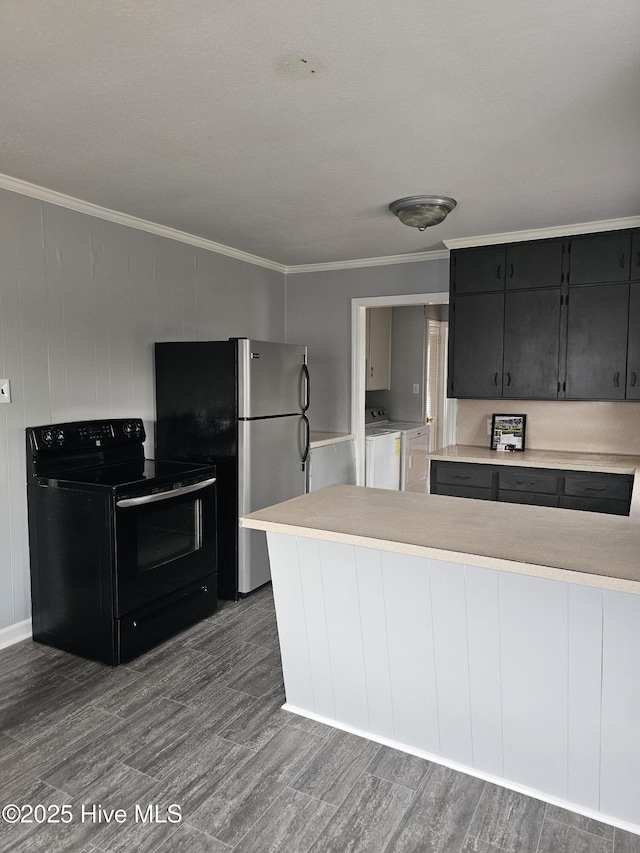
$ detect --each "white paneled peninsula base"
[242,484,640,834]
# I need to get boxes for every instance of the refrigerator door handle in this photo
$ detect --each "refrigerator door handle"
[302,363,310,413]
[301,413,310,471]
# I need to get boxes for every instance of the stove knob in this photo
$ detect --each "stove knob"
[55,429,65,443]
[41,429,53,445]
[123,422,133,435]
[134,421,142,433]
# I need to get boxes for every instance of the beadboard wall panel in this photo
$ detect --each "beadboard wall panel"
[268,531,640,830]
[0,187,285,632]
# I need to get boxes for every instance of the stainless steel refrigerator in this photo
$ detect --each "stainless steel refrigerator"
[155,339,309,599]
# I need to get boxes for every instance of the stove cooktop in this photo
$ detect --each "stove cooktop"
[42,458,216,495]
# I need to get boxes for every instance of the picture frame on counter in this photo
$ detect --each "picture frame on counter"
[491,414,526,452]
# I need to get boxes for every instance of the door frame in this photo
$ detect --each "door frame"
[351,291,455,485]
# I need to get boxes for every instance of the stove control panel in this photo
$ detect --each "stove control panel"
[30,419,146,452]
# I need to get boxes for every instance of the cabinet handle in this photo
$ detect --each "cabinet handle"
[636,251,640,269]
[614,372,620,387]
[496,265,501,279]
[506,372,512,386]
[620,252,626,269]
[631,371,637,387]
[585,486,606,493]
[509,263,514,278]
[493,372,498,386]
[453,475,471,480]
[516,481,536,486]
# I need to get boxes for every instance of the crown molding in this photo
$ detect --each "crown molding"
[2,171,637,273]
[0,171,449,274]
[284,248,449,275]
[443,216,640,250]
[0,172,287,274]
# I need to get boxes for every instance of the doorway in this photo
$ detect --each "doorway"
[351,292,456,486]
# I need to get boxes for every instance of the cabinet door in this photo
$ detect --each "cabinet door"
[626,282,640,400]
[452,246,506,294]
[568,232,632,284]
[449,293,504,397]
[366,307,391,391]
[565,284,629,400]
[632,231,640,280]
[506,240,564,290]
[503,289,561,398]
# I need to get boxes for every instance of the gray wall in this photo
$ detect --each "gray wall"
[285,260,449,432]
[0,188,284,633]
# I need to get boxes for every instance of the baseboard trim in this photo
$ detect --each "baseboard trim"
[282,702,640,837]
[0,619,33,650]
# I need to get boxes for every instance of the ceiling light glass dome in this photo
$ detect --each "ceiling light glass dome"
[389,196,457,231]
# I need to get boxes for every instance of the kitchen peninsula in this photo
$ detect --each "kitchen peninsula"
[242,479,640,834]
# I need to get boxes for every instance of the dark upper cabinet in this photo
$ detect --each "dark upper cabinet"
[506,240,564,290]
[503,289,561,398]
[452,239,564,295]
[453,246,506,294]
[565,283,629,400]
[568,232,632,284]
[627,282,640,400]
[632,232,640,280]
[449,228,640,401]
[449,292,504,397]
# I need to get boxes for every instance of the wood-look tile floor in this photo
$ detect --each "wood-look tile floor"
[1,584,639,853]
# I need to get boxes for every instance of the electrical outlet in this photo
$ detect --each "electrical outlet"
[412,383,420,394]
[0,380,11,404]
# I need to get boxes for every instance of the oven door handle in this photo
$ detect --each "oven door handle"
[116,477,217,508]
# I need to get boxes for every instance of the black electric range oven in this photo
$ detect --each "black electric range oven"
[26,418,217,665]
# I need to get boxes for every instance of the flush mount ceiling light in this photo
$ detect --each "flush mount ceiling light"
[388,196,457,231]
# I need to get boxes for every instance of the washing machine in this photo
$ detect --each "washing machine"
[366,408,430,491]
[364,416,401,490]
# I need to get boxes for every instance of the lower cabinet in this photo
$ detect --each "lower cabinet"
[430,460,632,516]
[560,470,632,516]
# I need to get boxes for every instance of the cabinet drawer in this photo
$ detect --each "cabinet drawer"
[434,462,494,489]
[498,468,559,495]
[559,496,630,516]
[437,484,493,501]
[563,472,632,502]
[498,491,559,508]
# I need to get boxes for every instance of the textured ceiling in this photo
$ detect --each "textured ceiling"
[1,0,639,266]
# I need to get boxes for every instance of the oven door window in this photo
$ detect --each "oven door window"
[137,501,201,572]
[115,482,216,615]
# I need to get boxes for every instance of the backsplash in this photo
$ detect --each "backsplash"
[456,400,640,456]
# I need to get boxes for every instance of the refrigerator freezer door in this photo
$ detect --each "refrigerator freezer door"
[238,415,307,593]
[237,339,307,419]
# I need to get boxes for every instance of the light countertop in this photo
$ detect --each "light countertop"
[309,432,354,448]
[242,483,640,594]
[429,444,640,474]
